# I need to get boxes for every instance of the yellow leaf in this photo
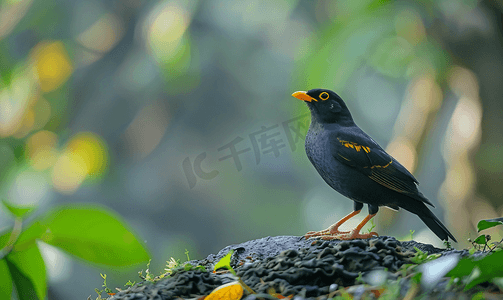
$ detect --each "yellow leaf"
[205,282,243,300]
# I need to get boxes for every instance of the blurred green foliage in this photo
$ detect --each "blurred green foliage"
[0,201,149,299]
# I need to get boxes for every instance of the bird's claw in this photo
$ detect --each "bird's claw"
[304,230,378,241]
[304,228,349,240]
[336,231,379,240]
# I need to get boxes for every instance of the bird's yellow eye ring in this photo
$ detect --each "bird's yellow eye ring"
[320,92,329,100]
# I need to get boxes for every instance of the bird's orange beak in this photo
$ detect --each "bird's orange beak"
[292,91,316,102]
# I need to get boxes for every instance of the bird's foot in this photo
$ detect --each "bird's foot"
[304,226,349,240]
[335,230,379,240]
[306,233,344,240]
[305,230,378,241]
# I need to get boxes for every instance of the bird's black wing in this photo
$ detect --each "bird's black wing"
[330,130,434,206]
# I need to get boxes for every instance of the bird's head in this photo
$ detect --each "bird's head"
[292,89,354,125]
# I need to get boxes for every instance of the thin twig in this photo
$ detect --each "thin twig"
[0,217,23,260]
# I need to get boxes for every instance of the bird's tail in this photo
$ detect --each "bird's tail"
[399,201,457,242]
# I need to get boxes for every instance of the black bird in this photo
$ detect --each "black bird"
[292,89,457,242]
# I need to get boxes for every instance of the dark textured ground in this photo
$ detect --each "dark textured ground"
[105,236,490,300]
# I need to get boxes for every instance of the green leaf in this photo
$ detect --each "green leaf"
[472,291,486,300]
[5,260,38,300]
[41,204,150,266]
[5,244,46,300]
[447,250,503,290]
[477,217,503,232]
[0,259,13,300]
[0,228,10,249]
[0,221,45,260]
[13,222,47,253]
[214,250,235,275]
[1,199,36,219]
[473,235,487,245]
[446,255,475,278]
[195,265,207,272]
[465,251,503,289]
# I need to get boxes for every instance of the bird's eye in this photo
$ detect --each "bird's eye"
[320,92,329,100]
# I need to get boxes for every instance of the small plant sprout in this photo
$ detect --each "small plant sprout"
[165,257,180,275]
[213,250,255,294]
[136,253,207,287]
[444,240,452,249]
[366,218,376,234]
[355,272,365,284]
[213,250,236,275]
[409,230,415,240]
[93,273,114,299]
[138,259,158,282]
[125,280,135,287]
[410,247,441,264]
[471,217,503,253]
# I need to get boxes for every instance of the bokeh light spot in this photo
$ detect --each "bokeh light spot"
[144,1,191,63]
[32,41,73,92]
[66,132,108,176]
[38,242,72,283]
[8,170,50,207]
[26,130,58,170]
[77,13,124,53]
[0,71,35,138]
[123,102,170,159]
[52,132,108,194]
[386,137,417,173]
[443,156,474,200]
[52,152,88,194]
[32,98,51,130]
[395,9,426,45]
[12,107,36,138]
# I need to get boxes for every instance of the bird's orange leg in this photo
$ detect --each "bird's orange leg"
[305,209,362,239]
[320,213,379,240]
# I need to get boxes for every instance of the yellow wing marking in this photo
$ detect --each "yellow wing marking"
[337,138,391,169]
[370,160,392,169]
[337,139,371,153]
[337,154,351,161]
